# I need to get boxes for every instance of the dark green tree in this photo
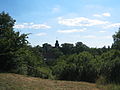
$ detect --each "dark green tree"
[112,28,120,49]
[99,50,120,83]
[53,52,98,82]
[74,42,89,54]
[42,43,52,53]
[61,43,74,55]
[0,12,28,72]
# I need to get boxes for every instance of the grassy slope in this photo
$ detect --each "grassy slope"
[0,73,100,90]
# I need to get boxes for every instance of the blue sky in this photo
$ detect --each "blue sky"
[0,0,120,47]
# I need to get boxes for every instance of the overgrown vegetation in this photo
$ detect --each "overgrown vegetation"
[1,11,120,89]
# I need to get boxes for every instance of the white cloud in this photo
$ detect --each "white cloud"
[52,5,61,13]
[14,23,51,29]
[52,7,60,13]
[14,24,25,29]
[35,33,47,36]
[93,14,102,18]
[104,23,120,28]
[30,24,51,29]
[102,13,111,17]
[84,35,96,39]
[104,36,112,39]
[57,28,86,33]
[58,17,109,27]
[99,30,106,33]
[93,12,111,17]
[83,35,111,39]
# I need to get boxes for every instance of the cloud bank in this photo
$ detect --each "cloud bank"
[93,12,111,17]
[57,28,86,33]
[58,17,109,27]
[14,23,51,29]
[35,33,47,36]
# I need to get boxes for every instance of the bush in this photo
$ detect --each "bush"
[96,76,108,85]
[52,52,98,82]
[99,50,120,83]
[35,67,53,79]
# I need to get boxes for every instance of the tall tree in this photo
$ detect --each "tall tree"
[0,12,28,72]
[112,28,120,49]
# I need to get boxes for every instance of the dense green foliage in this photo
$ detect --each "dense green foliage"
[0,12,120,85]
[0,12,51,78]
[52,52,97,82]
[0,12,28,72]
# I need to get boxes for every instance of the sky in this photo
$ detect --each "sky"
[0,0,120,47]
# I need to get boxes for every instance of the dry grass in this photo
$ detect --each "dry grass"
[0,73,100,90]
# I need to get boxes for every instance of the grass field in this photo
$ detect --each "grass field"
[1,73,120,90]
[0,73,100,90]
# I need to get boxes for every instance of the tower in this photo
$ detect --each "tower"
[55,40,59,48]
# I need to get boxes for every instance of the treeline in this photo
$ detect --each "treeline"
[0,12,120,84]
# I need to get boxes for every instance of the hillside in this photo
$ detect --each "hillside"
[0,73,100,90]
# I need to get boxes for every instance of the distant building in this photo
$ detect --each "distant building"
[55,40,59,48]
